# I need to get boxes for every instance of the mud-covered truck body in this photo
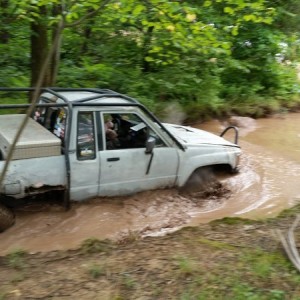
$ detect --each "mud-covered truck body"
[0,88,241,231]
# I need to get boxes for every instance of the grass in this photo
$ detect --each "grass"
[239,248,291,279]
[210,216,258,226]
[175,256,198,277]
[275,203,300,219]
[6,248,27,269]
[0,292,6,300]
[121,273,136,289]
[178,274,289,300]
[172,244,300,300]
[80,238,113,254]
[196,237,236,250]
[86,263,105,279]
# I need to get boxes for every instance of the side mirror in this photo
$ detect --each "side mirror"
[145,136,156,154]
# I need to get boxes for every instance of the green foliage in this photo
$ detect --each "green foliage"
[1,0,300,120]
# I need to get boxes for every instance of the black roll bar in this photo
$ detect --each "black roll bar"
[220,126,239,145]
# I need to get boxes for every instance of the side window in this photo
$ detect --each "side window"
[103,113,166,150]
[77,112,96,160]
[34,107,66,146]
[53,109,66,141]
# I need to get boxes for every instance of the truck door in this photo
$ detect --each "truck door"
[98,112,179,196]
[69,111,100,201]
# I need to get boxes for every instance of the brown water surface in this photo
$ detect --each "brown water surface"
[1,113,300,255]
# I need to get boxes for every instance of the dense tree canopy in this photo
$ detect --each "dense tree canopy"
[1,0,300,119]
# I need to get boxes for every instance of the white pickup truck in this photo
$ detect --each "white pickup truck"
[0,88,241,232]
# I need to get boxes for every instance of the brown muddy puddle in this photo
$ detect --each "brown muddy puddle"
[1,113,300,255]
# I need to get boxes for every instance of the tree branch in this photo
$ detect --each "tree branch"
[276,215,300,273]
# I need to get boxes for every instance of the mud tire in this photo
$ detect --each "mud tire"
[0,203,15,232]
[181,167,218,193]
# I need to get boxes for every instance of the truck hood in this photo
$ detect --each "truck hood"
[163,123,239,148]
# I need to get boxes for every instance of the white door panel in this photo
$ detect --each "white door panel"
[69,155,100,201]
[69,111,100,201]
[99,147,178,196]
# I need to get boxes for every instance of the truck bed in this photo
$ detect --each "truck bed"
[0,114,61,160]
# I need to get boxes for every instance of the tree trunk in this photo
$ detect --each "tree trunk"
[49,5,63,86]
[0,0,10,44]
[80,9,95,56]
[30,5,51,91]
[142,26,154,73]
[81,26,93,55]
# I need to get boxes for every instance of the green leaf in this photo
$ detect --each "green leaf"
[203,1,212,7]
[243,15,256,22]
[231,26,239,36]
[132,4,145,16]
[145,56,154,62]
[224,7,234,15]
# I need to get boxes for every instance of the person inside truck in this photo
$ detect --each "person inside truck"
[110,114,136,148]
[104,117,119,150]
[108,113,148,149]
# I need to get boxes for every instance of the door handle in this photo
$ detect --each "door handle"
[107,157,120,162]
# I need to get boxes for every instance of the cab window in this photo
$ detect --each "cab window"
[103,113,166,150]
[77,112,96,160]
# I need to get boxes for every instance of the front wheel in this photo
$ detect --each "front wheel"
[181,166,218,193]
[0,203,15,232]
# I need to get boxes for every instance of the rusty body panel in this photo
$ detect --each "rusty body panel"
[0,156,66,200]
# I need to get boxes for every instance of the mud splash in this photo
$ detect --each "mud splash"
[1,113,300,255]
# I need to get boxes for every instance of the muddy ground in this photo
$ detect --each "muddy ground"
[1,205,300,300]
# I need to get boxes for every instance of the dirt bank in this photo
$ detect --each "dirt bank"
[1,205,300,300]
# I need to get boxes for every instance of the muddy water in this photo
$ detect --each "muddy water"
[1,113,300,255]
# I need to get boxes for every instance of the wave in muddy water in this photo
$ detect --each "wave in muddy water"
[0,186,231,254]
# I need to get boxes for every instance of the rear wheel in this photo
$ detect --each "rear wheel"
[0,202,15,232]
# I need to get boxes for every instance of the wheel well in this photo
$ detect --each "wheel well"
[189,164,233,179]
[183,164,233,189]
[210,164,234,174]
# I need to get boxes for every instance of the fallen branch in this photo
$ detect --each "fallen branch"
[277,214,300,272]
